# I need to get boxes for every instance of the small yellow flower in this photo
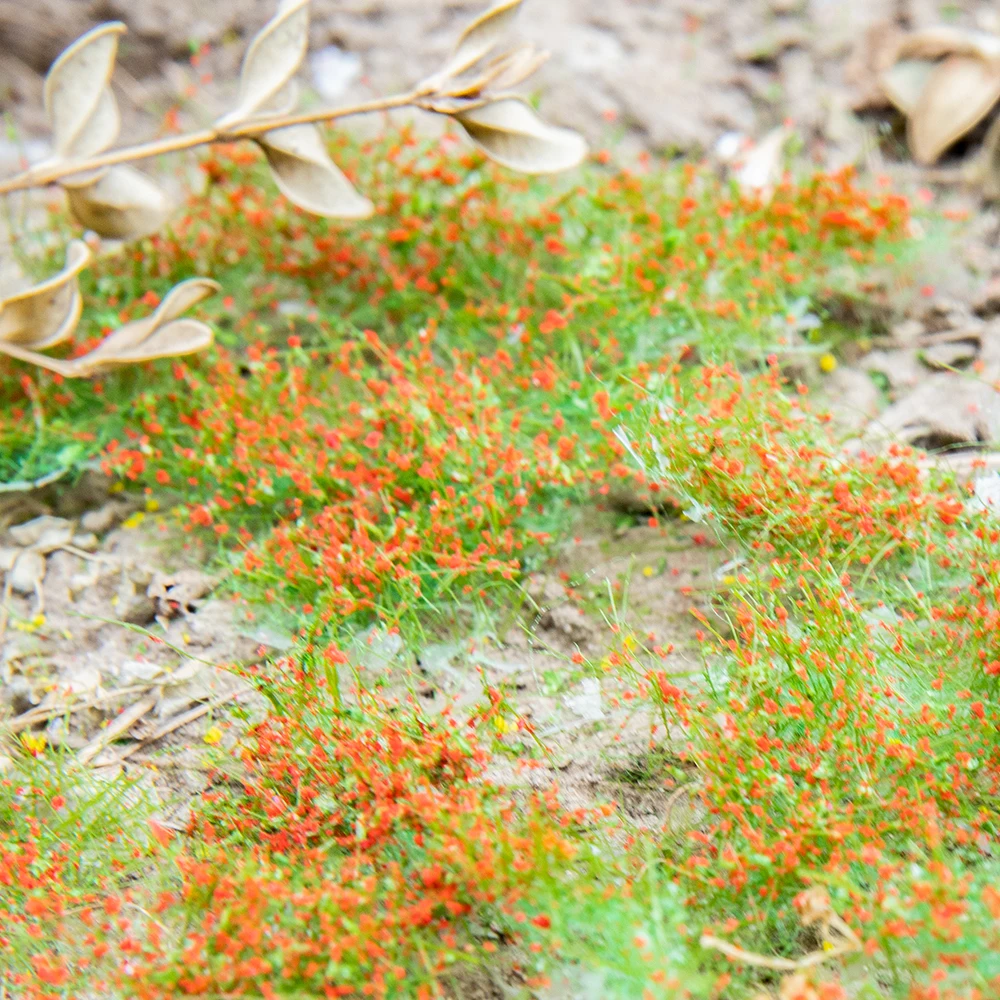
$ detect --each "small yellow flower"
[110,482,125,494]
[145,498,160,513]
[21,732,47,755]
[642,565,654,577]
[722,574,736,586]
[13,614,45,633]
[819,353,837,373]
[203,726,223,746]
[122,511,145,529]
[492,715,512,735]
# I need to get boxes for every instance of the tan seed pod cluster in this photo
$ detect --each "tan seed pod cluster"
[0,0,586,378]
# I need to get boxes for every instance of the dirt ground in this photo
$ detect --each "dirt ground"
[0,0,995,159]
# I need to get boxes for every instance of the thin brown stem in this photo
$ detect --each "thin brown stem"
[0,90,422,195]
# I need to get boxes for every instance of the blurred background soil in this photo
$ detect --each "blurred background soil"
[0,0,994,163]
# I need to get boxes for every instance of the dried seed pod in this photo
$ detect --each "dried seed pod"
[0,240,90,349]
[881,58,936,115]
[438,0,524,81]
[908,54,1000,164]
[216,0,310,130]
[71,278,220,375]
[258,124,373,218]
[62,165,171,240]
[453,97,587,174]
[44,22,125,159]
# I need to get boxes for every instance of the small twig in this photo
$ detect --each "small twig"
[699,933,857,971]
[2,684,154,734]
[107,689,250,765]
[0,90,434,195]
[78,693,158,764]
[0,467,71,493]
[663,781,697,835]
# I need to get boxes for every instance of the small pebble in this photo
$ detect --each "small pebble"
[10,550,45,595]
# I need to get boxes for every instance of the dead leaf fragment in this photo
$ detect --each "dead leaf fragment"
[0,240,90,349]
[217,0,310,129]
[454,98,587,174]
[62,164,171,239]
[258,124,373,218]
[43,22,125,159]
[908,54,1000,164]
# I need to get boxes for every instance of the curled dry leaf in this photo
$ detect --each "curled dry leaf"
[908,54,1000,164]
[894,26,1000,63]
[437,0,524,82]
[980,114,1000,199]
[258,124,373,218]
[216,0,310,130]
[43,22,125,159]
[72,278,220,375]
[881,59,936,116]
[732,124,792,197]
[453,97,587,174]
[62,164,171,239]
[0,240,90,349]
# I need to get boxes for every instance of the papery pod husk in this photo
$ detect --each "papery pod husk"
[908,54,1000,164]
[454,97,587,174]
[62,165,171,239]
[216,0,309,130]
[442,44,548,99]
[43,22,125,158]
[0,240,90,349]
[438,0,524,81]
[71,278,219,375]
[74,318,215,375]
[733,125,792,197]
[258,124,373,218]
[894,26,1000,63]
[881,58,936,116]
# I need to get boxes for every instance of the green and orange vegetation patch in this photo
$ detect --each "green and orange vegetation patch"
[10,127,1000,999]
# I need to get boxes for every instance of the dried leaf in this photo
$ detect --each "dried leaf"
[438,0,524,80]
[72,278,219,375]
[981,114,1000,199]
[881,58,936,115]
[733,124,792,196]
[44,22,125,159]
[895,26,1000,63]
[908,54,1000,164]
[0,240,90,349]
[217,0,310,129]
[62,165,171,239]
[258,124,373,218]
[453,98,587,174]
